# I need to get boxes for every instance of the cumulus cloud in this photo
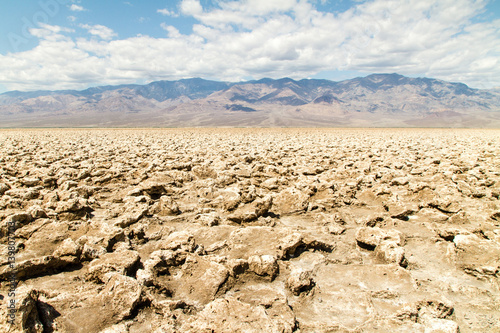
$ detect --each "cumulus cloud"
[180,0,203,16]
[70,4,86,12]
[157,8,179,17]
[0,0,499,91]
[161,24,182,38]
[29,23,75,41]
[80,24,117,40]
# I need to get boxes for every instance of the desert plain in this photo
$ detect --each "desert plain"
[0,128,499,332]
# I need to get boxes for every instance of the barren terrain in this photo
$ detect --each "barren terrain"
[0,128,499,332]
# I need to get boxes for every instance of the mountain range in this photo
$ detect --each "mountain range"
[1,73,499,127]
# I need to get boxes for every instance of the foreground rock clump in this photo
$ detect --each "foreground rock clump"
[1,128,499,332]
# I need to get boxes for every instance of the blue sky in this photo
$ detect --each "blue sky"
[0,0,499,92]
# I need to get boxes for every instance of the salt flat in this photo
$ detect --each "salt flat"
[0,128,499,332]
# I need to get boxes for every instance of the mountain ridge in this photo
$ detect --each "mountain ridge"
[1,73,499,128]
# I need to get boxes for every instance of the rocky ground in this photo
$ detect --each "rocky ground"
[0,128,499,333]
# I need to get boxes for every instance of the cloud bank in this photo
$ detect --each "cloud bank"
[0,0,498,91]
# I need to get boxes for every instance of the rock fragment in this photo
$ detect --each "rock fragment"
[272,187,310,214]
[227,195,272,223]
[0,182,10,195]
[356,227,406,266]
[248,255,279,279]
[149,195,180,216]
[0,287,44,333]
[99,273,145,321]
[286,267,315,295]
[157,230,196,252]
[85,250,140,282]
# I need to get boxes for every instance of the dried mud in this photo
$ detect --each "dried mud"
[0,128,499,332]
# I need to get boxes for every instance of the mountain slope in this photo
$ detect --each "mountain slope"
[1,74,499,127]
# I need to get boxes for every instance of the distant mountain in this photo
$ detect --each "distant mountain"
[1,74,499,127]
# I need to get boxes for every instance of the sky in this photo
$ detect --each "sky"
[0,0,499,93]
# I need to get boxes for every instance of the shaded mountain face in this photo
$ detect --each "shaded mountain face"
[136,78,231,101]
[0,78,230,105]
[1,74,499,127]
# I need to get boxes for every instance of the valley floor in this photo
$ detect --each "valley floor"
[0,128,499,332]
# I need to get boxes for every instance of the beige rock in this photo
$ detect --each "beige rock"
[0,255,78,280]
[136,250,186,288]
[387,203,417,220]
[248,255,279,279]
[376,241,407,266]
[491,211,500,221]
[169,257,229,304]
[272,187,310,214]
[211,187,241,211]
[22,178,41,187]
[414,208,450,223]
[85,250,140,282]
[277,232,335,259]
[227,195,272,223]
[325,223,346,235]
[391,177,410,186]
[278,233,305,258]
[81,242,107,261]
[395,298,456,324]
[0,287,44,333]
[192,165,218,179]
[4,212,33,227]
[423,318,460,333]
[286,267,315,295]
[452,234,500,278]
[55,198,93,220]
[157,230,196,252]
[356,227,404,249]
[5,188,40,200]
[52,238,82,262]
[0,182,10,195]
[149,195,180,216]
[99,273,145,322]
[195,212,220,226]
[261,178,280,190]
[181,294,296,333]
[114,204,148,228]
[27,205,47,219]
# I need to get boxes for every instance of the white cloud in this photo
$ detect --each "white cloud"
[0,0,499,91]
[29,23,75,41]
[68,16,77,22]
[180,0,203,16]
[157,8,179,17]
[80,24,117,40]
[70,4,86,12]
[221,0,297,16]
[161,24,182,38]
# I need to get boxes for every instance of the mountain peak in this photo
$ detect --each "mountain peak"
[366,73,404,79]
[363,73,406,85]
